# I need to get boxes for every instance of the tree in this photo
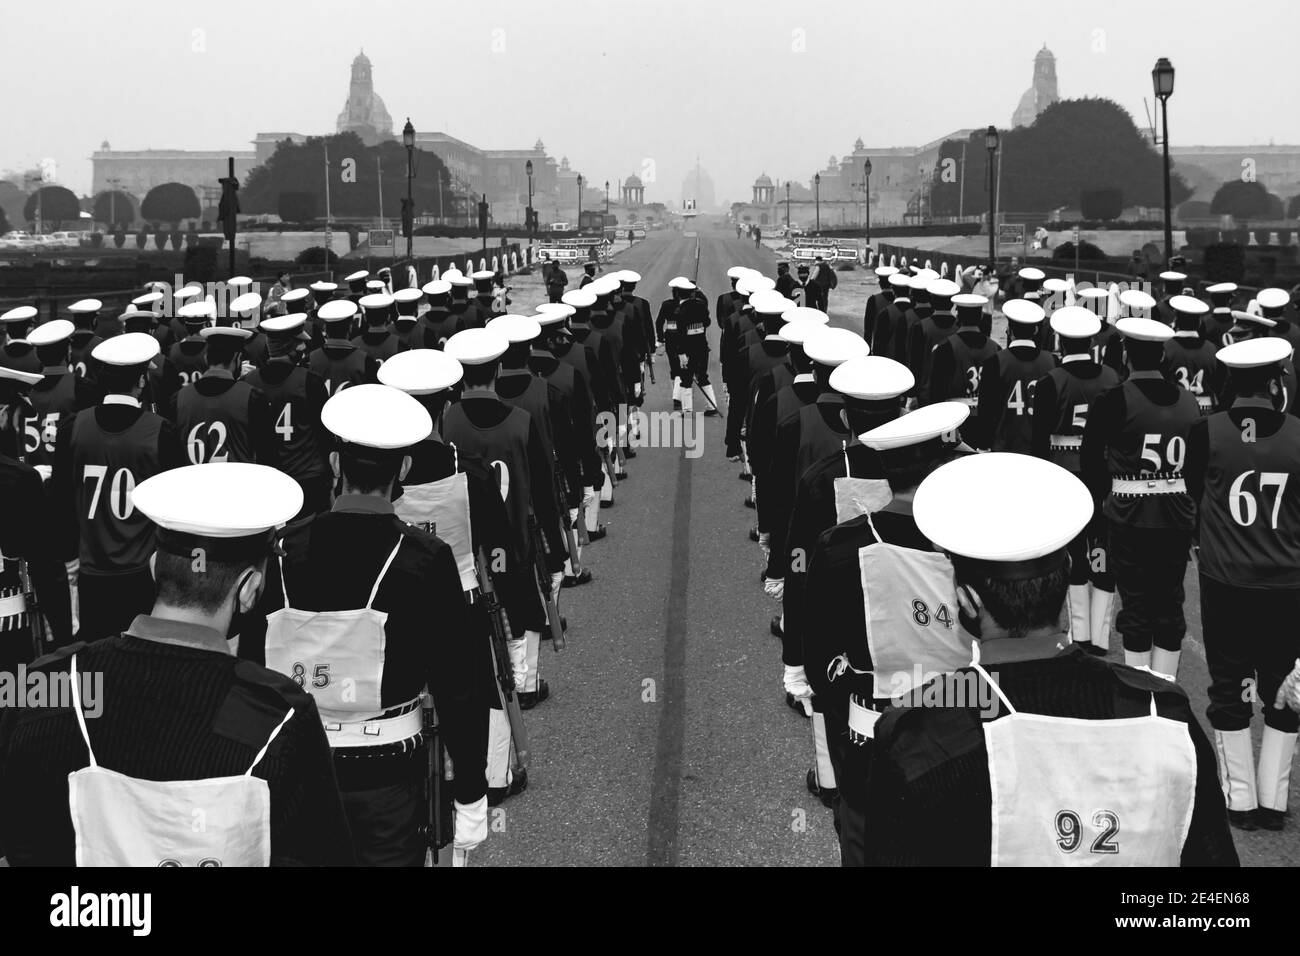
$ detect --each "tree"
[140,183,201,229]
[1080,189,1123,221]
[1210,180,1279,221]
[92,190,137,228]
[1177,200,1212,220]
[278,191,318,223]
[1289,195,1300,219]
[0,181,25,231]
[930,98,1189,217]
[0,206,9,235]
[242,132,451,220]
[23,185,81,229]
[295,246,339,266]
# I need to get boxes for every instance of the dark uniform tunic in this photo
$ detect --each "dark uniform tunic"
[804,508,931,866]
[1032,355,1121,590]
[1200,308,1236,350]
[166,335,209,394]
[0,452,73,671]
[1186,400,1300,735]
[54,398,184,643]
[351,328,402,365]
[416,306,459,350]
[862,289,895,346]
[655,298,684,384]
[243,361,332,517]
[750,376,820,535]
[864,647,1239,866]
[169,370,276,466]
[1081,373,1200,654]
[25,368,98,471]
[907,310,960,405]
[676,294,713,389]
[572,324,623,411]
[243,495,489,865]
[1164,335,1219,414]
[975,340,1056,452]
[308,341,379,396]
[68,330,100,379]
[871,295,916,365]
[928,329,1000,439]
[0,617,354,866]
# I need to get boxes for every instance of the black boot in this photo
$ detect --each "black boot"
[518,678,550,711]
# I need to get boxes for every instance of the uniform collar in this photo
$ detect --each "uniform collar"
[41,365,70,376]
[125,614,233,656]
[332,493,395,515]
[1061,353,1091,365]
[102,394,141,408]
[977,632,1072,666]
[1008,339,1037,349]
[203,367,235,380]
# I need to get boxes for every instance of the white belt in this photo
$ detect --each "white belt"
[1196,395,1213,409]
[686,327,705,335]
[323,701,423,749]
[0,593,27,618]
[848,696,881,740]
[1049,435,1082,450]
[1111,476,1187,496]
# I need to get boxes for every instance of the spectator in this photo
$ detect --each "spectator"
[754,226,762,249]
[265,271,291,316]
[546,260,569,303]
[812,255,837,310]
[1129,250,1147,281]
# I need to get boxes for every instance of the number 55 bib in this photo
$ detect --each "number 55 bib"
[970,645,1196,866]
[264,538,403,723]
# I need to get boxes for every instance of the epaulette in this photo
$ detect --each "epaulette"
[1109,659,1190,701]
[27,640,90,672]
[216,659,316,749]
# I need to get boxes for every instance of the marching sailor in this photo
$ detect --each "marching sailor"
[25,319,99,473]
[1163,294,1218,414]
[416,279,459,349]
[352,293,402,364]
[1080,318,1200,677]
[926,292,999,440]
[1153,269,1189,326]
[1217,310,1297,415]
[392,287,424,350]
[168,326,277,466]
[674,278,717,417]
[0,462,354,866]
[309,300,380,396]
[244,314,333,518]
[1256,287,1300,352]
[1202,282,1238,349]
[869,273,915,363]
[974,298,1055,452]
[53,333,184,643]
[0,306,41,376]
[863,452,1238,866]
[862,265,899,345]
[906,277,961,405]
[802,401,972,865]
[1030,306,1121,655]
[1184,337,1300,831]
[245,385,489,865]
[66,299,104,379]
[0,365,73,671]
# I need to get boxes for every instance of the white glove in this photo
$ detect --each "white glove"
[1274,659,1300,713]
[634,382,643,399]
[240,361,256,379]
[758,532,771,556]
[764,577,785,600]
[783,664,813,700]
[453,796,488,853]
[34,465,52,483]
[507,637,528,690]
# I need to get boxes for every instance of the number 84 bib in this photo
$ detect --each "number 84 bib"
[971,645,1196,866]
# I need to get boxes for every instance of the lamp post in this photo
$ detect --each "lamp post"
[525,159,535,248]
[604,179,609,218]
[402,118,415,261]
[107,176,122,231]
[1153,57,1175,266]
[785,180,791,230]
[863,159,872,245]
[576,174,583,233]
[985,125,999,270]
[814,172,821,235]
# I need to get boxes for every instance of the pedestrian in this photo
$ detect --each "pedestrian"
[266,271,292,316]
[813,256,837,311]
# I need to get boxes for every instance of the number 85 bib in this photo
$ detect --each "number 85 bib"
[264,539,403,723]
[971,645,1196,866]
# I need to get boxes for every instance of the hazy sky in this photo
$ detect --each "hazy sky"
[7,0,1299,200]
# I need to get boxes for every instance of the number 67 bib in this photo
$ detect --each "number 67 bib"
[971,647,1196,866]
[264,539,403,722]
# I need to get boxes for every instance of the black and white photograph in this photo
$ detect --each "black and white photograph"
[0,0,1294,930]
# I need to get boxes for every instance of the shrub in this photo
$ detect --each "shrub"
[136,228,148,249]
[113,229,126,248]
[1052,239,1108,261]
[1254,229,1272,246]
[154,232,169,250]
[170,230,183,251]
[295,246,339,266]
[89,232,104,248]
[1279,229,1293,246]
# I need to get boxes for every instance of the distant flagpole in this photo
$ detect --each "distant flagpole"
[324,139,334,279]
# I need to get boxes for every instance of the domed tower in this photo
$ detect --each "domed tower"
[1012,44,1059,128]
[623,173,644,206]
[336,49,394,145]
[752,172,774,205]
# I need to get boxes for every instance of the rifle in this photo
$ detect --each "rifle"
[419,692,453,865]
[529,516,566,652]
[18,557,47,661]
[476,547,530,772]
[555,464,584,578]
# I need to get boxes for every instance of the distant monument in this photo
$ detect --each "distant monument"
[336,49,394,146]
[1012,44,1059,128]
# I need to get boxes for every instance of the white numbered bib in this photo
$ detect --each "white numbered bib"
[833,476,892,524]
[860,539,971,699]
[394,469,476,592]
[67,654,291,867]
[971,646,1196,867]
[264,539,402,723]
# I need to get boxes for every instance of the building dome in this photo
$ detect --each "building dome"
[534,138,545,151]
[754,172,773,188]
[560,156,570,171]
[852,137,865,153]
[625,172,643,188]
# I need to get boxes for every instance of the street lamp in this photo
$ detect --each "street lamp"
[785,180,791,230]
[814,172,821,235]
[985,125,999,270]
[525,159,535,248]
[863,159,872,245]
[576,174,583,232]
[1153,57,1175,265]
[402,117,415,261]
[604,180,610,218]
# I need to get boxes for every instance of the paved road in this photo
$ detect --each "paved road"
[474,219,1298,867]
